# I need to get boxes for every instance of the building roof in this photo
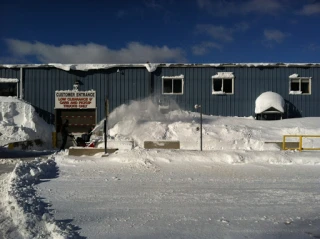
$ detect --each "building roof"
[1,63,320,73]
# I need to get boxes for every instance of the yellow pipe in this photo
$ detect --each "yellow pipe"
[282,135,320,151]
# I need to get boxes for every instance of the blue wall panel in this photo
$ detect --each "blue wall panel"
[0,68,20,78]
[19,67,150,123]
[1,65,320,123]
[153,66,320,117]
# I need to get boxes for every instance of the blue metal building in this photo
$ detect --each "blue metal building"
[0,63,319,127]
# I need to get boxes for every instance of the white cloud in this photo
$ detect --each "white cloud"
[192,42,222,55]
[196,0,235,16]
[195,24,234,42]
[263,29,289,43]
[241,0,282,14]
[197,0,282,15]
[195,22,249,42]
[298,2,320,15]
[0,56,27,64]
[4,39,187,63]
[234,22,250,32]
[197,0,214,9]
[144,0,163,9]
[307,43,320,51]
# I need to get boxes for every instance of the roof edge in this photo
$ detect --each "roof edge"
[1,63,320,72]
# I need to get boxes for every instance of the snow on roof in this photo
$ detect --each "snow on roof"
[0,63,160,73]
[289,73,299,78]
[0,78,19,83]
[212,72,234,78]
[1,63,320,73]
[255,91,285,114]
[162,74,184,79]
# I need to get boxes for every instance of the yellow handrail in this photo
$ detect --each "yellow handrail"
[283,135,320,151]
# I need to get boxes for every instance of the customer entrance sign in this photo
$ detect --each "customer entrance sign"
[55,90,96,109]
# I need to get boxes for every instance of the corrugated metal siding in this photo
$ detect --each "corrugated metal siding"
[153,66,320,117]
[0,68,20,78]
[21,67,149,123]
[0,68,20,96]
[1,66,320,121]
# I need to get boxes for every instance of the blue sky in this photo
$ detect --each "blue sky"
[1,0,320,64]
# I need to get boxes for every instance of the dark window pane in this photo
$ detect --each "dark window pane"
[291,81,300,91]
[0,83,17,96]
[224,79,232,93]
[163,79,172,93]
[213,79,222,91]
[173,79,182,93]
[301,80,309,93]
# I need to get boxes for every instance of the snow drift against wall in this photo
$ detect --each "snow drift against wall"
[0,96,54,147]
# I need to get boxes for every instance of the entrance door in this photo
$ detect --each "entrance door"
[56,109,96,134]
[55,109,96,148]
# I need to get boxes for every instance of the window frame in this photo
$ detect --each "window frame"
[212,72,234,95]
[0,78,19,97]
[289,74,311,95]
[162,75,184,95]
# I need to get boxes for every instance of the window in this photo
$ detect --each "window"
[162,75,184,94]
[0,78,19,96]
[289,74,311,95]
[212,72,234,94]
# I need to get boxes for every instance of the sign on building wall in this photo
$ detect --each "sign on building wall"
[55,91,96,109]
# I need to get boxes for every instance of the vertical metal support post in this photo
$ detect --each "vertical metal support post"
[299,136,302,151]
[282,136,285,150]
[104,98,109,154]
[104,119,107,154]
[19,67,23,99]
[194,104,202,151]
[200,106,202,151]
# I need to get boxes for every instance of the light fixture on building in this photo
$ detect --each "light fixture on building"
[73,80,80,91]
[117,69,124,75]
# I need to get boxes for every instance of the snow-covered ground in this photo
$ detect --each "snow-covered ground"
[1,96,320,238]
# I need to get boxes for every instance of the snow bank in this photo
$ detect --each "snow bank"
[91,98,320,151]
[94,149,320,165]
[0,96,54,148]
[255,91,285,114]
[2,157,82,239]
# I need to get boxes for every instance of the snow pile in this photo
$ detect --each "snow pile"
[2,157,82,239]
[255,91,285,114]
[0,96,54,148]
[74,148,320,166]
[92,98,320,151]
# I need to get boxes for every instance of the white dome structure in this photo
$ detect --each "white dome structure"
[255,91,285,120]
